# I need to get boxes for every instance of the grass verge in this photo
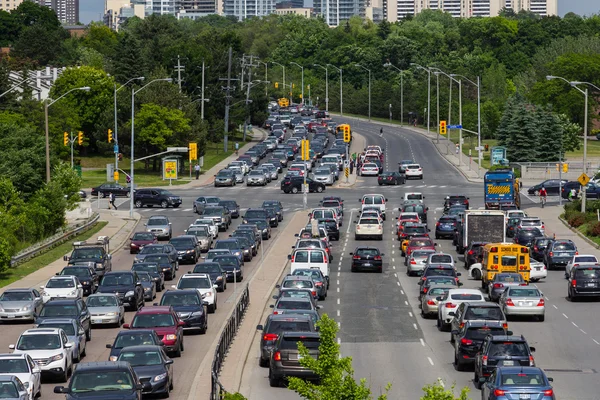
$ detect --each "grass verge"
[0,221,108,288]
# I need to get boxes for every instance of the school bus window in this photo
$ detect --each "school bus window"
[502,256,517,266]
[520,255,525,264]
[493,255,498,264]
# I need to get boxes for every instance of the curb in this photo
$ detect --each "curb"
[557,216,600,250]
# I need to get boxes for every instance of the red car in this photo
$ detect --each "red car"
[405,237,436,258]
[123,306,185,357]
[129,232,158,254]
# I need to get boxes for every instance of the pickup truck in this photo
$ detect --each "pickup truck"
[64,236,112,276]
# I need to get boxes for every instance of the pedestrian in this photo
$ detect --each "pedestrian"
[379,127,383,137]
[349,160,354,175]
[357,160,362,176]
[413,119,417,127]
[235,142,239,155]
[194,164,200,180]
[569,188,577,201]
[109,192,117,210]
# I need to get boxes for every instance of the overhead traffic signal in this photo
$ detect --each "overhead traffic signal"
[563,163,568,173]
[63,132,68,146]
[77,131,83,145]
[275,82,279,88]
[343,130,351,143]
[108,129,113,143]
[439,120,447,135]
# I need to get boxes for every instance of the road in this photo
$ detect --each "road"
[237,119,600,400]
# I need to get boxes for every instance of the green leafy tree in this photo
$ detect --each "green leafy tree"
[0,237,11,273]
[287,314,391,400]
[51,162,82,211]
[11,24,69,66]
[557,113,581,153]
[420,380,470,400]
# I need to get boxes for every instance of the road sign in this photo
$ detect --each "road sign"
[475,146,485,151]
[447,125,462,129]
[163,160,178,180]
[345,167,349,178]
[578,173,590,186]
[113,144,119,154]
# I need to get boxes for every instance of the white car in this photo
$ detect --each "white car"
[565,254,599,278]
[405,164,423,179]
[403,192,425,203]
[229,161,249,175]
[355,217,383,240]
[189,219,218,239]
[10,328,74,383]
[529,259,548,282]
[0,353,42,400]
[40,276,83,303]
[425,253,455,269]
[312,168,335,186]
[360,194,387,220]
[172,273,218,313]
[360,163,380,176]
[518,217,545,235]
[289,248,330,287]
[437,289,485,331]
[505,210,527,221]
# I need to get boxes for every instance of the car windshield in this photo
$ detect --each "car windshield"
[220,201,237,208]
[132,264,159,274]
[276,301,312,310]
[132,232,154,241]
[101,274,133,286]
[138,273,152,282]
[216,171,232,178]
[140,246,166,255]
[17,334,60,350]
[70,371,134,392]
[464,306,503,320]
[465,327,506,340]
[148,218,168,226]
[360,219,379,225]
[132,314,175,328]
[450,293,483,300]
[363,196,384,205]
[40,323,75,335]
[46,278,75,288]
[410,240,433,247]
[521,220,541,226]
[427,268,455,277]
[500,372,545,386]
[113,334,156,349]
[178,277,211,289]
[118,351,162,367]
[61,268,89,278]
[161,293,200,306]
[428,287,451,296]
[413,251,434,258]
[144,255,170,264]
[40,304,78,317]
[0,382,18,398]
[170,239,194,249]
[283,280,312,289]
[268,320,311,334]
[280,290,311,299]
[87,296,118,307]
[71,248,103,259]
[215,241,239,250]
[292,270,322,280]
[0,359,28,373]
[245,210,266,219]
[208,251,230,258]
[553,242,576,251]
[280,337,320,349]
[204,208,223,216]
[406,194,422,200]
[430,255,452,263]
[404,226,426,234]
[0,292,33,301]
[488,342,528,357]
[426,277,456,286]
[188,229,209,237]
[575,268,600,278]
[356,248,379,256]
[193,264,221,273]
[508,288,540,297]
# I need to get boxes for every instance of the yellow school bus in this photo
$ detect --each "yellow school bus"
[481,243,530,288]
[278,98,289,108]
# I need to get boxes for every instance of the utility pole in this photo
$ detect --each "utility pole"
[224,47,232,153]
[174,55,185,92]
[243,55,253,142]
[201,60,206,120]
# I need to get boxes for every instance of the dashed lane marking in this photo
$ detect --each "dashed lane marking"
[420,338,425,347]
[427,357,434,366]
[563,313,569,319]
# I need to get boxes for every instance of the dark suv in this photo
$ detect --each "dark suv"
[452,321,510,371]
[64,237,112,276]
[192,262,227,292]
[169,236,200,264]
[281,176,325,194]
[158,289,208,334]
[531,237,553,262]
[35,299,91,340]
[54,361,149,399]
[568,265,600,300]
[449,302,507,342]
[133,188,182,209]
[269,332,320,387]
[400,203,429,223]
[58,266,98,296]
[97,272,145,311]
[444,195,469,211]
[256,314,316,367]
[474,334,536,388]
[544,239,577,270]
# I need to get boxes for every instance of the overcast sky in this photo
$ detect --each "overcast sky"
[79,0,598,24]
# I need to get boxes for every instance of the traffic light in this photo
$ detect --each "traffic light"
[301,139,310,161]
[343,130,351,143]
[77,131,83,145]
[63,132,68,146]
[299,94,302,99]
[275,82,279,88]
[439,120,447,135]
[292,83,295,89]
[563,163,569,173]
[108,129,113,143]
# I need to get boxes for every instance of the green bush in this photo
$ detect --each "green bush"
[568,212,586,228]
[587,221,600,237]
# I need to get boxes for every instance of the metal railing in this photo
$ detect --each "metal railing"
[10,212,100,267]
[210,285,251,400]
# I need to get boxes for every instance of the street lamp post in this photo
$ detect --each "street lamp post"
[313,64,328,112]
[326,64,343,115]
[383,63,405,126]
[45,86,91,182]
[260,61,268,98]
[451,74,481,169]
[129,78,173,217]
[355,64,371,121]
[432,69,457,155]
[114,77,144,182]
[290,62,304,104]
[411,63,432,139]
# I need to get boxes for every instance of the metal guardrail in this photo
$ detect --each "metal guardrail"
[210,285,251,400]
[10,212,100,267]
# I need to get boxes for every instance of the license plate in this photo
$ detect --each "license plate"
[560,253,570,257]
[7,315,15,319]
[535,267,541,271]
[519,395,530,400]
[178,256,183,260]
[363,263,371,267]
[502,360,514,366]
[92,319,103,324]
[587,283,596,287]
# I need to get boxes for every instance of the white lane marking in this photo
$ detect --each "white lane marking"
[338,322,341,328]
[572,322,579,328]
[337,288,340,293]
[400,290,404,295]
[545,295,550,300]
[419,338,425,347]
[337,272,340,277]
[393,266,396,270]
[346,211,353,234]
[337,280,340,285]
[183,208,192,212]
[339,261,342,266]
[594,339,600,345]
[337,310,340,317]
[397,282,401,286]
[581,329,587,334]
[427,357,434,366]
[439,380,445,388]
[392,250,395,254]
[563,313,569,319]
[409,312,413,317]
[552,305,558,309]
[394,273,397,278]
[392,258,395,262]
[337,298,340,305]
[414,323,419,330]
[404,300,408,305]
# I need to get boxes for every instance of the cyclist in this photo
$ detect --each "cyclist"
[539,185,547,208]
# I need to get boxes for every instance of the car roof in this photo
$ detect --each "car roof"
[281,332,320,339]
[116,329,156,336]
[497,366,542,374]
[162,289,199,296]
[74,361,132,372]
[135,306,172,314]
[0,353,28,359]
[21,328,62,335]
[119,345,164,353]
[43,299,79,305]
[37,318,78,325]
[181,273,209,279]
[283,275,313,281]
[465,320,505,328]
[4,288,33,293]
[148,215,169,220]
[267,314,313,322]
[447,289,482,294]
[488,335,527,342]
[463,301,499,307]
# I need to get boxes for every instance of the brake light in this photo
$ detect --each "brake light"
[537,298,545,306]
[273,351,281,361]
[493,389,505,396]
[482,355,488,366]
[374,256,382,260]
[427,300,436,305]
[423,287,428,293]
[576,251,579,255]
[534,246,538,251]
[445,302,456,308]
[410,259,416,264]
[529,355,535,366]
[549,251,553,257]
[463,200,468,204]
[505,298,515,306]
[460,338,473,345]
[459,322,464,329]
[311,291,317,297]
[436,222,440,227]
[503,322,508,329]
[543,389,553,396]
[263,333,278,341]
[574,264,579,267]
[572,279,577,287]
[353,255,361,260]
[291,257,295,262]
[273,311,281,315]
[468,250,474,255]
[315,282,323,287]
[493,283,504,288]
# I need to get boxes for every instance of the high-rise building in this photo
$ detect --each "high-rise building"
[3,0,80,23]
[222,0,274,20]
[0,0,25,12]
[179,0,217,13]
[314,0,365,26]
[504,0,557,16]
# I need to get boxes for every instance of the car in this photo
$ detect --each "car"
[227,166,245,184]
[377,171,404,185]
[529,259,547,282]
[141,254,178,281]
[443,195,469,211]
[169,235,200,264]
[277,276,318,300]
[96,271,145,311]
[219,199,241,218]
[214,169,236,187]
[134,188,182,209]
[464,242,487,269]
[514,228,543,247]
[499,284,545,321]
[10,328,73,382]
[123,306,185,357]
[86,293,125,327]
[479,366,555,400]
[406,249,436,276]
[452,320,510,371]
[116,345,174,396]
[405,237,436,259]
[0,353,42,399]
[527,179,567,195]
[487,273,526,302]
[137,272,156,301]
[35,299,91,341]
[246,219,272,240]
[232,230,259,256]
[354,216,383,240]
[144,215,172,240]
[312,167,335,185]
[349,246,384,273]
[436,290,484,331]
[531,237,553,262]
[404,164,423,179]
[40,276,83,303]
[202,206,232,231]
[565,254,599,278]
[256,314,316,368]
[435,216,458,239]
[203,249,231,263]
[192,262,227,292]
[129,232,158,254]
[0,289,43,322]
[131,262,165,292]
[281,176,326,194]
[420,285,452,318]
[268,332,320,387]
[185,226,213,252]
[518,217,545,235]
[505,216,523,239]
[106,330,163,361]
[403,192,424,203]
[360,194,387,220]
[172,273,218,313]
[360,162,379,176]
[318,218,340,241]
[158,289,208,334]
[64,237,112,276]
[425,253,455,268]
[90,183,130,198]
[567,264,600,300]
[133,243,178,265]
[213,239,244,264]
[263,207,279,228]
[449,302,507,341]
[36,318,87,363]
[400,203,429,223]
[192,196,221,215]
[474,334,536,389]
[188,218,218,239]
[399,222,428,248]
[419,276,459,300]
[53,361,149,399]
[290,269,328,300]
[310,207,341,227]
[0,375,27,399]
[544,239,577,270]
[58,266,98,296]
[247,170,267,186]
[262,200,284,221]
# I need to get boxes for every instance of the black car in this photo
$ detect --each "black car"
[131,262,165,292]
[91,183,131,198]
[141,254,178,280]
[435,216,457,239]
[58,266,98,296]
[452,321,510,371]
[159,289,208,334]
[263,207,279,228]
[234,235,255,262]
[531,237,553,262]
[97,271,145,311]
[169,236,200,264]
[544,239,577,270]
[256,314,316,368]
[513,228,543,247]
[378,171,405,185]
[133,188,182,209]
[116,345,174,396]
[269,332,320,387]
[106,330,164,361]
[568,264,600,300]
[506,217,523,238]
[231,230,258,256]
[560,181,582,199]
[35,299,91,340]
[242,208,269,224]
[444,195,469,211]
[318,218,340,241]
[212,255,243,282]
[64,239,112,277]
[191,262,227,292]
[134,243,178,265]
[55,361,149,399]
[246,218,272,240]
[219,200,241,218]
[281,176,325,194]
[474,334,536,388]
[527,179,567,196]
[349,246,384,273]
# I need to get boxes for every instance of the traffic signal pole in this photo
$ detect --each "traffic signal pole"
[70,131,74,168]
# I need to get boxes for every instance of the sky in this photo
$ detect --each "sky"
[78,0,598,24]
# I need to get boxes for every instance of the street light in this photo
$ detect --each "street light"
[411,63,432,138]
[451,74,481,169]
[259,61,268,98]
[290,62,304,104]
[355,64,371,121]
[114,77,144,182]
[313,64,328,112]
[435,70,462,162]
[326,64,343,115]
[383,62,405,126]
[432,69,455,154]
[271,61,285,93]
[129,78,173,217]
[45,86,91,183]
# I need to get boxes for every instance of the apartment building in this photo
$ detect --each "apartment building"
[222,0,274,20]
[1,0,79,23]
[313,0,365,26]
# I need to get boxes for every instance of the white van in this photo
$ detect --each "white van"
[360,194,388,220]
[309,208,341,227]
[289,248,330,287]
[403,192,424,204]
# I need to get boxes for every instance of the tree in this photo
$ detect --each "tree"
[420,380,470,400]
[51,162,82,211]
[11,24,69,66]
[497,94,539,162]
[287,314,391,400]
[557,113,581,153]
[0,237,11,273]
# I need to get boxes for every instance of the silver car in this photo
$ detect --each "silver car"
[320,163,339,180]
[85,293,125,327]
[36,318,87,363]
[228,166,245,184]
[406,249,436,274]
[499,285,545,321]
[0,289,43,321]
[145,215,172,240]
[262,163,279,180]
[420,285,452,318]
[247,170,267,186]
[186,226,213,252]
[312,167,335,186]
